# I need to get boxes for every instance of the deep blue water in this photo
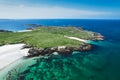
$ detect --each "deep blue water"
[0,19,120,80]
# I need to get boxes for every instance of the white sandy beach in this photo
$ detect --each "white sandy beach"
[17,30,32,32]
[0,37,87,71]
[0,43,29,71]
[64,35,88,43]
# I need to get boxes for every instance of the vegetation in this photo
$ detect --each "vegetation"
[0,26,94,48]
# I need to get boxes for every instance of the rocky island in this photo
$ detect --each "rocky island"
[0,25,104,57]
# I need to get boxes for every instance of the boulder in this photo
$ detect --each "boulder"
[80,44,92,51]
[22,45,31,49]
[28,47,44,57]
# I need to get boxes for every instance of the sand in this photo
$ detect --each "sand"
[0,43,29,71]
[18,30,32,32]
[64,35,88,43]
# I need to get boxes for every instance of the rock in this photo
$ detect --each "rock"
[56,46,73,56]
[25,24,43,28]
[51,47,57,51]
[80,44,92,51]
[43,47,55,55]
[0,30,12,32]
[22,45,31,49]
[28,47,44,57]
[57,46,66,51]
[52,52,59,55]
[27,44,93,57]
[91,32,104,40]
[26,28,33,30]
[95,35,104,40]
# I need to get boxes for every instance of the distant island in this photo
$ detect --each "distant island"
[0,25,104,57]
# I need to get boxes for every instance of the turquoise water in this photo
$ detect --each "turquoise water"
[0,57,36,80]
[0,19,120,80]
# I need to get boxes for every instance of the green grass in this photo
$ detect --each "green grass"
[0,27,94,48]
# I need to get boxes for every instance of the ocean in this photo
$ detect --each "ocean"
[0,19,120,80]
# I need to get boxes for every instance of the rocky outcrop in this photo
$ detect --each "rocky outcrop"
[27,43,92,57]
[0,30,12,32]
[22,45,32,49]
[25,24,43,28]
[91,32,104,40]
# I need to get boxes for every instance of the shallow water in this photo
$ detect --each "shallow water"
[0,19,120,80]
[0,57,37,80]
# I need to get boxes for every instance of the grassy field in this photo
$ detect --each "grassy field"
[0,27,94,48]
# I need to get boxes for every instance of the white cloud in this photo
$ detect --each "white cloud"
[0,5,112,19]
[19,4,25,8]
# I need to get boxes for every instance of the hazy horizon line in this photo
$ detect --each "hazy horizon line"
[0,18,120,20]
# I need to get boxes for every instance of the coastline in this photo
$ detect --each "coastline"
[0,26,104,57]
[0,26,104,69]
[17,30,32,32]
[0,44,29,71]
[0,23,108,80]
[0,57,36,80]
[0,19,119,80]
[0,38,96,76]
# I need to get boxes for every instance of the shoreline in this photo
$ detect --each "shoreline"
[17,30,32,32]
[0,57,36,80]
[0,26,104,57]
[0,44,29,71]
[0,25,105,79]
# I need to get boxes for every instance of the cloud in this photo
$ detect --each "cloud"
[19,4,25,8]
[0,5,114,19]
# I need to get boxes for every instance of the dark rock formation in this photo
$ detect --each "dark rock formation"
[26,28,33,30]
[25,24,43,27]
[80,44,92,51]
[0,30,12,32]
[22,45,32,49]
[91,32,104,40]
[28,48,44,57]
[27,43,92,57]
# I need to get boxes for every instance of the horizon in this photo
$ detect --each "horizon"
[0,0,120,19]
[0,18,120,20]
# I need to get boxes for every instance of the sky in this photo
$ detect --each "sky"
[0,0,120,19]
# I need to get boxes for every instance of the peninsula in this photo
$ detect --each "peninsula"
[0,25,104,57]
